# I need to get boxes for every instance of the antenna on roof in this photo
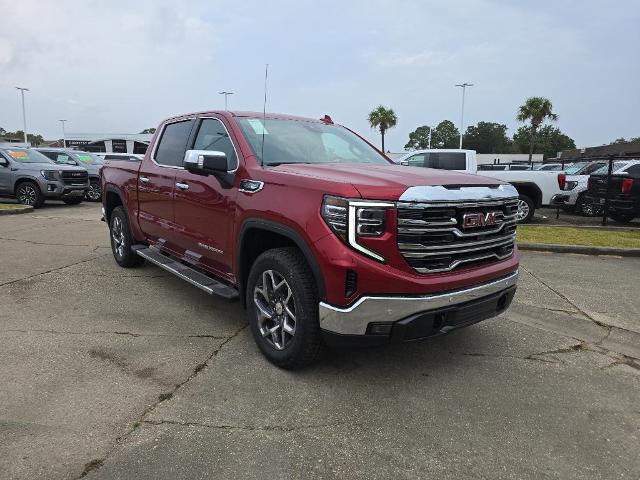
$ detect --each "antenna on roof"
[260,63,269,166]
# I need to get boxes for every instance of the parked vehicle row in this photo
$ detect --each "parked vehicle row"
[102,111,520,369]
[0,147,90,207]
[582,162,640,223]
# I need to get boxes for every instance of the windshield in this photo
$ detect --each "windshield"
[237,118,391,166]
[564,162,586,174]
[593,162,626,175]
[1,148,53,164]
[75,152,103,165]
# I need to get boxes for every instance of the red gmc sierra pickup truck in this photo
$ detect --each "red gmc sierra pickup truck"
[101,111,519,368]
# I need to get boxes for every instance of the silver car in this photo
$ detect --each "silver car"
[36,148,104,201]
[0,147,89,207]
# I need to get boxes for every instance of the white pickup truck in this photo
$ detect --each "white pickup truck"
[395,149,563,223]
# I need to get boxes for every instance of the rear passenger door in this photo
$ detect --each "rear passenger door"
[137,118,194,252]
[171,116,240,280]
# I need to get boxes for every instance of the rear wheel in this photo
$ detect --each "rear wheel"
[515,194,535,223]
[63,197,83,205]
[16,181,44,208]
[109,206,144,268]
[85,180,102,201]
[246,248,323,369]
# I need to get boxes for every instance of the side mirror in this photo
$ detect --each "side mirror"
[183,150,228,175]
[0,158,8,167]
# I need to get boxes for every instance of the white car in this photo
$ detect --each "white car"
[553,159,640,215]
[395,149,563,223]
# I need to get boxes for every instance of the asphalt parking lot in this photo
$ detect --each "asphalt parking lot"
[1,203,639,480]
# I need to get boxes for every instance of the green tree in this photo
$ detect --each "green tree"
[516,96,558,162]
[404,125,432,150]
[463,122,512,153]
[139,128,156,134]
[512,125,575,159]
[0,127,6,136]
[11,130,44,146]
[367,105,397,152]
[430,120,460,149]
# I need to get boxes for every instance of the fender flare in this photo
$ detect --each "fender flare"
[103,184,127,222]
[237,219,326,303]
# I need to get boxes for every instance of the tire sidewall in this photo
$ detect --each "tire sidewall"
[16,181,44,208]
[517,194,535,223]
[246,251,318,367]
[110,207,135,267]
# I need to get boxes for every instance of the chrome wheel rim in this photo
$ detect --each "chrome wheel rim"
[253,270,296,350]
[17,185,37,205]
[111,217,125,258]
[516,199,530,222]
[86,183,101,201]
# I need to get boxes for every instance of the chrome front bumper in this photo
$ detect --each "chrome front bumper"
[319,270,519,335]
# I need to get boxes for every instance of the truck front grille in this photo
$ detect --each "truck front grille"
[61,170,89,185]
[397,199,518,273]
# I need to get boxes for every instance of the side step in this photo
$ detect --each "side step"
[133,245,239,300]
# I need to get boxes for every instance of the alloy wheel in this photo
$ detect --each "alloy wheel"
[111,217,125,258]
[253,269,296,350]
[17,185,37,206]
[516,199,530,222]
[86,184,101,201]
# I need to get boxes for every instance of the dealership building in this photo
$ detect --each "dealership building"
[47,133,153,154]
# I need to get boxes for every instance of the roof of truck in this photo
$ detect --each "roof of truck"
[162,111,328,124]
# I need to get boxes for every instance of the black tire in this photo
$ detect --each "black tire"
[610,212,635,223]
[516,194,535,223]
[109,206,144,268]
[15,181,44,208]
[63,197,83,205]
[246,247,323,369]
[85,180,102,202]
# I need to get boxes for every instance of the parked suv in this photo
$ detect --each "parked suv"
[101,111,520,368]
[0,147,89,207]
[36,148,104,201]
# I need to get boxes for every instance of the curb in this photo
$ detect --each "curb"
[524,224,639,232]
[518,242,640,257]
[0,205,33,216]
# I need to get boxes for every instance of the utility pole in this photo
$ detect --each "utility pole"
[15,87,30,144]
[428,126,433,149]
[218,91,234,110]
[59,120,67,148]
[455,83,473,149]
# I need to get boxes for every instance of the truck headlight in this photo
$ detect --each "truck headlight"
[40,170,60,180]
[321,195,394,262]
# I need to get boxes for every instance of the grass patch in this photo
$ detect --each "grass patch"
[0,203,26,210]
[518,226,640,248]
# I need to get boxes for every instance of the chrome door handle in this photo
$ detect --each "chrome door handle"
[139,176,150,183]
[175,182,189,190]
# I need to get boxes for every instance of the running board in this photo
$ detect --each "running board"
[133,245,239,300]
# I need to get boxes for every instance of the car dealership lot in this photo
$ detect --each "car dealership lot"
[0,203,638,480]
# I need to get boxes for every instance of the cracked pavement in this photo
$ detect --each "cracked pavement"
[0,203,638,480]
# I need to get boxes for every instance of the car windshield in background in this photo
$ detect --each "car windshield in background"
[75,152,103,165]
[237,118,390,166]
[1,148,52,163]
[592,162,627,175]
[405,152,466,170]
[564,162,587,174]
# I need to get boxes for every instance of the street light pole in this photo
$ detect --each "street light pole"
[218,91,234,110]
[428,126,433,149]
[59,120,67,148]
[15,86,30,144]
[455,83,473,149]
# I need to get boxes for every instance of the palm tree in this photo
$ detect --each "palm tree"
[516,97,558,162]
[368,106,397,152]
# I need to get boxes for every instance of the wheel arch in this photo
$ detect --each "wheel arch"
[13,175,42,194]
[237,219,326,308]
[103,185,126,223]
[510,182,542,207]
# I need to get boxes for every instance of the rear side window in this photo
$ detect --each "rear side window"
[625,164,640,175]
[192,118,238,169]
[154,120,194,167]
[408,152,466,170]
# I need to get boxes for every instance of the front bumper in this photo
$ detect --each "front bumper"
[319,270,518,338]
[42,181,89,198]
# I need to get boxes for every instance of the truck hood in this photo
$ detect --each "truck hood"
[272,163,506,200]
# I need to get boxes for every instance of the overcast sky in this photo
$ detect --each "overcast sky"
[0,0,638,151]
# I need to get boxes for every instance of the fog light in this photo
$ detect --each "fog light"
[367,322,393,336]
[47,184,55,192]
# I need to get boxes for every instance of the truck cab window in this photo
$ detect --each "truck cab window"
[192,118,237,170]
[154,120,194,167]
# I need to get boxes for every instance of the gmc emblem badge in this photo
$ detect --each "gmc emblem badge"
[462,211,502,229]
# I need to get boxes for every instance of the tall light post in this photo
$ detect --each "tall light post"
[428,125,434,149]
[218,91,234,110]
[15,86,30,144]
[455,82,473,149]
[59,120,67,148]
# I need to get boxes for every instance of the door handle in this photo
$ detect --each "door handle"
[139,176,150,183]
[175,182,189,190]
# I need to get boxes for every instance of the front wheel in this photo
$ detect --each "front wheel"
[85,180,102,201]
[109,206,144,268]
[246,247,323,369]
[515,194,535,223]
[16,181,44,208]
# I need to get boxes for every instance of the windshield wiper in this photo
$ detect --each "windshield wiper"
[264,161,313,167]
